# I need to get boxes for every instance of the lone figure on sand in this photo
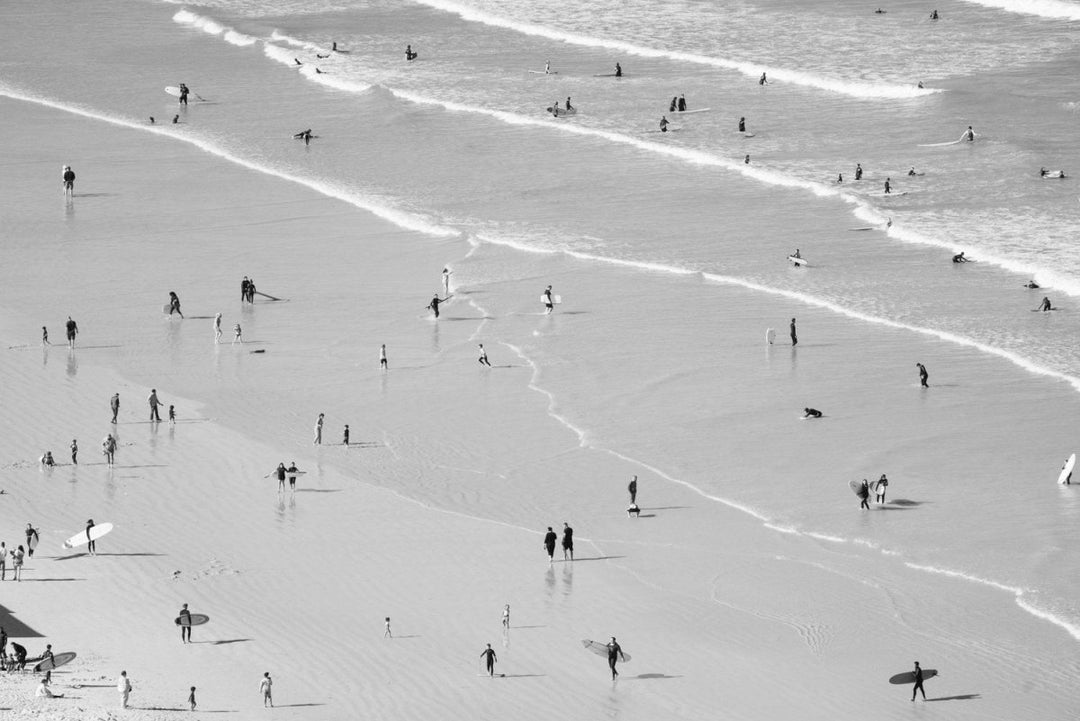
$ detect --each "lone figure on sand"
[260,672,273,707]
[480,644,498,677]
[789,318,798,346]
[916,362,929,388]
[62,166,75,197]
[178,603,192,643]
[607,637,626,680]
[478,344,492,366]
[65,316,78,348]
[117,670,132,709]
[314,413,324,445]
[911,661,926,701]
[628,475,637,504]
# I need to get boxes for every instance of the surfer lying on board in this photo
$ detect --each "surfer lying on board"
[952,252,971,263]
[802,408,822,419]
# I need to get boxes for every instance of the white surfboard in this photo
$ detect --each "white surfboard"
[528,70,558,75]
[766,328,776,344]
[164,86,182,98]
[1058,454,1075,484]
[788,255,808,266]
[540,295,562,305]
[673,108,711,115]
[62,522,113,549]
[918,139,961,147]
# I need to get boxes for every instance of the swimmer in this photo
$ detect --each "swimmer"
[669,96,677,112]
[149,116,155,124]
[317,53,329,59]
[884,177,891,194]
[173,114,180,124]
[917,81,924,89]
[802,408,822,419]
[759,72,768,85]
[962,125,974,141]
[315,68,325,74]
[907,166,917,176]
[406,44,417,61]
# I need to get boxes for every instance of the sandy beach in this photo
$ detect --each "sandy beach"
[3,0,1080,718]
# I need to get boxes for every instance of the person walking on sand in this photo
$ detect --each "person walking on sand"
[70,438,78,464]
[25,524,38,558]
[260,672,273,707]
[543,526,557,563]
[103,434,116,466]
[606,637,626,680]
[916,362,929,388]
[111,392,120,423]
[343,424,350,446]
[480,644,498,677]
[543,285,555,314]
[287,462,300,490]
[188,686,197,711]
[214,313,222,343]
[427,294,448,319]
[478,344,492,366]
[628,475,637,504]
[911,661,926,701]
[502,604,510,629]
[65,316,78,348]
[168,292,184,318]
[790,318,798,346]
[858,479,871,510]
[12,546,24,581]
[380,344,388,370]
[169,405,175,424]
[384,617,392,638]
[42,326,50,346]
[241,276,250,302]
[117,670,132,709]
[562,522,574,561]
[178,603,192,643]
[232,322,243,344]
[314,413,324,445]
[149,389,164,422]
[86,519,98,555]
[62,166,75,197]
[876,474,889,503]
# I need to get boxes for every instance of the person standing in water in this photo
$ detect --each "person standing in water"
[561,522,574,561]
[615,62,622,77]
[271,462,290,492]
[428,294,447,319]
[214,313,222,343]
[1037,296,1053,312]
[148,389,164,422]
[70,439,78,464]
[858,480,871,510]
[313,413,324,445]
[65,316,78,348]
[677,94,686,111]
[628,475,637,504]
[62,166,75,197]
[178,83,189,105]
[738,117,746,132]
[606,637,626,680]
[962,125,974,141]
[916,362,929,388]
[343,424,350,446]
[287,462,300,490]
[659,115,669,133]
[789,318,798,346]
[478,344,491,367]
[502,604,511,629]
[480,644,498,677]
[41,326,50,346]
[380,344,388,370]
[543,285,555,314]
[759,72,768,85]
[260,672,273,707]
[232,323,243,344]
[911,661,926,701]
[855,163,863,180]
[884,177,891,194]
[543,526,557,563]
[178,603,192,643]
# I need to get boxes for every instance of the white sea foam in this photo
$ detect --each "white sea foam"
[173,10,257,46]
[958,0,1080,21]
[0,87,458,239]
[412,0,938,100]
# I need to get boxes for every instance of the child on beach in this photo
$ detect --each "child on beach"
[384,617,392,638]
[169,405,176,424]
[188,686,197,711]
[232,323,243,344]
[41,326,49,346]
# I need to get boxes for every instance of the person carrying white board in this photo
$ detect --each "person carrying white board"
[543,285,555,314]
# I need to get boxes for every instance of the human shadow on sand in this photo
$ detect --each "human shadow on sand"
[142,706,236,713]
[556,555,624,563]
[274,703,326,708]
[294,489,343,493]
[926,694,980,702]
[53,552,166,561]
[643,506,691,511]
[23,578,85,582]
[630,673,682,680]
[634,513,657,518]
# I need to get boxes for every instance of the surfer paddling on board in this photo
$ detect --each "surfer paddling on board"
[480,644,498,677]
[911,661,927,701]
[916,362,929,388]
[802,408,822,419]
[606,638,626,680]
[179,603,192,643]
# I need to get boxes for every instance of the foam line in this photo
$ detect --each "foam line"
[173,10,257,46]
[0,87,458,239]
[411,0,937,100]
[957,0,1080,20]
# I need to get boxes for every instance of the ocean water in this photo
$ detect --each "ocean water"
[4,0,1080,693]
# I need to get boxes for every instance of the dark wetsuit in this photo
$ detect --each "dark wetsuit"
[917,364,928,388]
[677,97,686,111]
[607,642,624,679]
[561,526,574,560]
[481,647,497,676]
[859,483,871,510]
[65,318,77,344]
[179,85,189,105]
[429,296,443,318]
[628,479,637,504]
[790,320,797,346]
[179,608,192,642]
[544,530,557,560]
[912,665,926,700]
[738,118,746,132]
[86,522,96,555]
[12,643,26,670]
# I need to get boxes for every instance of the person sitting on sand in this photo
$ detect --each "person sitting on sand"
[36,677,63,698]
[803,408,822,419]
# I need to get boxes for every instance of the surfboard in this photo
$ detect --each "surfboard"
[849,480,870,497]
[742,132,756,138]
[1058,453,1075,484]
[581,639,631,662]
[33,652,76,673]
[918,140,961,147]
[788,255,808,266]
[889,669,938,684]
[674,108,711,115]
[766,328,776,344]
[593,73,620,77]
[849,227,875,231]
[528,70,558,74]
[546,107,577,116]
[174,613,210,627]
[28,531,38,554]
[62,522,113,549]
[162,303,172,315]
[645,127,680,133]
[540,295,562,305]
[1042,172,1066,179]
[164,86,181,98]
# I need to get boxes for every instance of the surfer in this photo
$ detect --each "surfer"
[802,408,822,419]
[269,463,287,491]
[149,389,164,422]
[606,638,626,680]
[615,62,622,77]
[876,474,889,503]
[562,522,574,561]
[1024,280,1040,289]
[316,53,329,59]
[628,475,637,504]
[294,58,302,66]
[179,603,192,643]
[659,116,669,133]
[65,316,78,348]
[168,291,183,318]
[480,644,498,677]
[287,462,300,490]
[543,285,555,313]
[790,318,798,346]
[380,343,388,370]
[332,42,339,51]
[428,294,448,318]
[908,167,918,176]
[678,94,687,111]
[343,424,350,446]
[246,278,256,302]
[478,343,491,366]
[565,96,573,111]
[874,7,886,13]
[916,362,929,388]
[759,72,768,85]
[962,125,974,142]
[858,479,871,510]
[11,642,27,670]
[214,313,222,343]
[855,163,863,180]
[70,439,78,464]
[149,116,155,124]
[544,526,558,562]
[550,100,560,117]
[0,543,6,581]
[86,519,97,556]
[102,435,115,466]
[173,114,180,124]
[884,177,891,194]
[792,249,802,260]
[738,116,746,132]
[241,276,250,301]
[669,96,677,112]
[911,661,926,701]
[62,166,75,196]
[1037,296,1053,312]
[930,9,939,20]
[25,524,38,558]
[952,252,969,263]
[314,413,324,445]
[293,129,313,145]
[260,672,272,707]
[178,83,189,105]
[406,45,416,61]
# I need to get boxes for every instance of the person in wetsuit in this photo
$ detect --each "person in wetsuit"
[606,638,626,680]
[911,661,927,701]
[543,526,557,562]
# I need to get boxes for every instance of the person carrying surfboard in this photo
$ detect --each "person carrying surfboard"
[858,480,871,510]
[86,519,97,556]
[606,638,626,680]
[543,526,557,562]
[179,604,192,643]
[911,661,926,701]
[543,286,555,314]
[25,524,38,558]
[178,83,189,105]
